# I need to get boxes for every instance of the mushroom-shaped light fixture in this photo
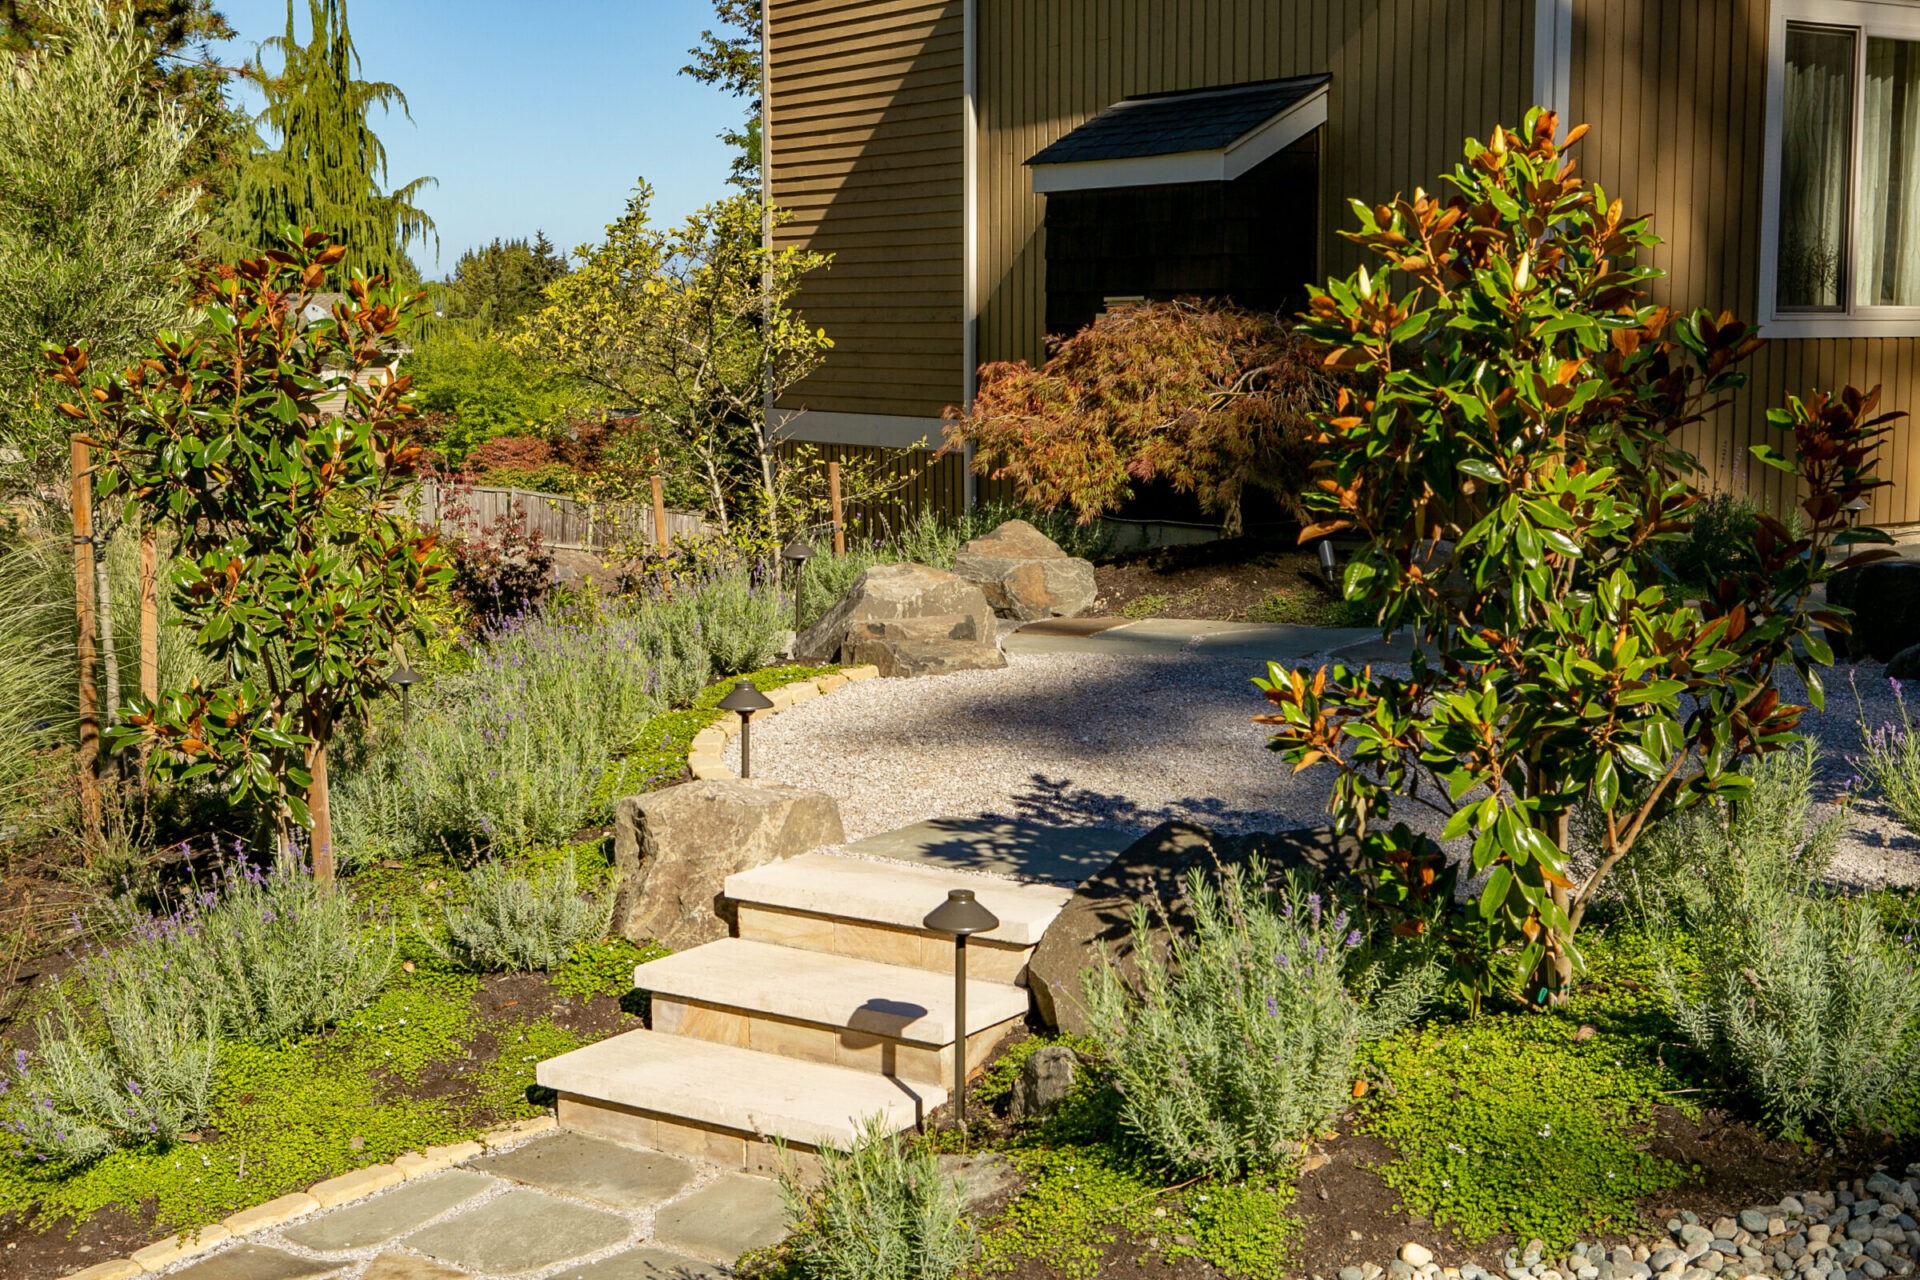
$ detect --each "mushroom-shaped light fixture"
[717,678,774,778]
[924,888,1001,1133]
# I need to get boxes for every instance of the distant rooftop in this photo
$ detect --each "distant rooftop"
[1027,74,1333,167]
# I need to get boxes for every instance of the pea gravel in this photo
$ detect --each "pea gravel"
[727,647,1920,889]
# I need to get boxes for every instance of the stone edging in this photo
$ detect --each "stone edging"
[57,1116,559,1280]
[685,665,880,782]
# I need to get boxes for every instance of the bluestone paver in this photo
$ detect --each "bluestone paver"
[652,1173,786,1262]
[405,1187,631,1273]
[550,1246,730,1280]
[280,1169,496,1252]
[164,1244,345,1280]
[473,1132,697,1208]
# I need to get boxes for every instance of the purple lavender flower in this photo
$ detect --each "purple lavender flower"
[1266,994,1279,1017]
[126,1079,142,1097]
[1346,929,1363,948]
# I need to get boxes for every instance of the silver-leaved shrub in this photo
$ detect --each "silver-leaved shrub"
[1084,863,1434,1178]
[435,858,616,973]
[777,1113,976,1280]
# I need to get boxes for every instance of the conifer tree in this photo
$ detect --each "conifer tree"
[226,0,434,282]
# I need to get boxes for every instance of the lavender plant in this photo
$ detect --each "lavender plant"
[1855,677,1920,839]
[1083,864,1435,1178]
[2,939,218,1168]
[432,858,616,973]
[1641,745,1920,1139]
[332,566,779,861]
[777,1113,976,1280]
[151,858,394,1045]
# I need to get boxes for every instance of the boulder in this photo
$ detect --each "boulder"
[1028,820,1368,1035]
[843,615,1009,678]
[1890,643,1920,681]
[1008,1044,1078,1121]
[612,780,845,950]
[953,520,1099,621]
[1829,558,1920,661]
[795,561,1003,677]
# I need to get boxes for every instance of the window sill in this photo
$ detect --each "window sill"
[1761,313,1920,339]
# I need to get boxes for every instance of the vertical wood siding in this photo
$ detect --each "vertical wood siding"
[1570,0,1920,527]
[767,0,967,419]
[976,0,1539,371]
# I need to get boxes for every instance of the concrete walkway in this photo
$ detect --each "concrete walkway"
[1004,615,1379,663]
[153,1132,782,1280]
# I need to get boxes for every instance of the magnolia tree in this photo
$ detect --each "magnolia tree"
[50,231,450,881]
[1257,111,1899,1003]
[944,299,1338,534]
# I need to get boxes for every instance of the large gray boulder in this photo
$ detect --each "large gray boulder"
[612,779,845,950]
[953,520,1098,621]
[844,614,1008,678]
[1829,558,1920,661]
[795,561,1003,677]
[1028,820,1368,1036]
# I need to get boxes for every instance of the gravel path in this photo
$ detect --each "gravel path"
[728,647,1920,889]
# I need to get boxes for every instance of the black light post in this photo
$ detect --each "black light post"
[781,538,815,634]
[390,662,419,722]
[717,679,774,778]
[923,888,999,1134]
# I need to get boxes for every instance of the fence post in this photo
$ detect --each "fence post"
[651,475,668,551]
[70,435,101,846]
[828,460,846,555]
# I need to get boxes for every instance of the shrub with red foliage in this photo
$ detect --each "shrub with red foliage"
[943,298,1339,534]
[465,435,554,477]
[438,481,555,626]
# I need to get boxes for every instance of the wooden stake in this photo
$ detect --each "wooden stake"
[308,709,334,885]
[828,460,846,555]
[70,435,100,843]
[138,526,158,702]
[650,475,669,551]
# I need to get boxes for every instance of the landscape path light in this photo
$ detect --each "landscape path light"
[717,678,774,778]
[781,537,815,635]
[923,887,999,1135]
[389,661,419,721]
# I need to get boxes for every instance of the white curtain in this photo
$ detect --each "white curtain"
[1861,37,1920,306]
[1779,24,1856,310]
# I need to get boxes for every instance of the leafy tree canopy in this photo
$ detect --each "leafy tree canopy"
[1256,111,1898,1007]
[225,0,435,284]
[513,182,830,535]
[681,0,760,190]
[54,230,450,881]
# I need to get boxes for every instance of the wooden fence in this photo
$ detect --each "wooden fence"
[412,480,708,553]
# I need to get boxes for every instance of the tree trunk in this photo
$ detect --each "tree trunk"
[1221,490,1245,540]
[307,707,335,885]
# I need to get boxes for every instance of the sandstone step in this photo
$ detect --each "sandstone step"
[725,852,1072,983]
[537,1029,943,1171]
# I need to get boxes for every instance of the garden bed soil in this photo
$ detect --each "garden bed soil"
[0,971,638,1280]
[1091,535,1353,624]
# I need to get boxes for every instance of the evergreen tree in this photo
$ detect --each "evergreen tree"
[440,233,569,329]
[0,0,206,487]
[681,0,760,190]
[226,0,434,282]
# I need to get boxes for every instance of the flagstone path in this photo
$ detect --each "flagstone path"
[148,1131,782,1280]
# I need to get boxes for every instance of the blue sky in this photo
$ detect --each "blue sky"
[211,0,742,278]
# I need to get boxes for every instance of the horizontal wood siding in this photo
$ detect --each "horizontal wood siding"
[976,0,1538,370]
[1570,0,1920,527]
[769,0,967,419]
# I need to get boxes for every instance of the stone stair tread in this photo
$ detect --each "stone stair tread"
[633,938,1031,1044]
[536,1029,944,1149]
[724,851,1072,945]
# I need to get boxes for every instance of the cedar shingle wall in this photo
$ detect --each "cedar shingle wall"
[976,0,1539,371]
[1570,0,1920,527]
[768,0,966,419]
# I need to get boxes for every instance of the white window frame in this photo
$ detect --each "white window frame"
[1761,0,1920,337]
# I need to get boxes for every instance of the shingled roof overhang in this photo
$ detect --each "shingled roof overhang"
[1026,73,1332,194]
